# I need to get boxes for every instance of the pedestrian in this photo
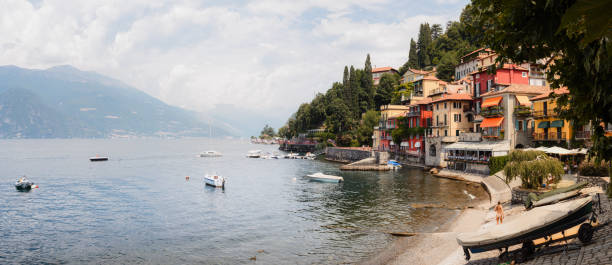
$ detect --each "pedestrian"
[495,201,504,225]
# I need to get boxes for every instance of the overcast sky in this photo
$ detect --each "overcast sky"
[1,0,468,134]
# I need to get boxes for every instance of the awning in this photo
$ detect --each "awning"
[538,121,550,128]
[516,95,532,106]
[550,120,564,128]
[482,96,502,108]
[481,117,504,128]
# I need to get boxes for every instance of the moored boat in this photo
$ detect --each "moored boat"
[90,155,108,162]
[200,150,222,157]
[246,150,262,158]
[388,160,401,170]
[15,176,34,191]
[457,197,594,260]
[306,172,343,183]
[204,174,226,188]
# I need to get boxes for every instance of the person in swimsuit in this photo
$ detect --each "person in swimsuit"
[495,201,504,224]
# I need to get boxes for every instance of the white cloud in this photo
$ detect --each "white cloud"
[1,0,467,132]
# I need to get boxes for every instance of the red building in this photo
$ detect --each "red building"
[472,64,529,112]
[402,98,432,157]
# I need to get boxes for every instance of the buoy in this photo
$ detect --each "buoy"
[33,185,39,189]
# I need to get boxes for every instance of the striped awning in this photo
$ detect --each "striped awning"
[481,117,504,128]
[538,121,550,128]
[482,96,502,108]
[516,95,532,106]
[550,120,564,128]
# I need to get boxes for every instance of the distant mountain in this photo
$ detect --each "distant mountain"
[0,65,229,138]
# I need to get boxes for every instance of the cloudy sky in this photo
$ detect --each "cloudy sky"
[1,0,468,135]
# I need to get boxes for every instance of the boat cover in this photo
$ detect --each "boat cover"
[457,197,591,247]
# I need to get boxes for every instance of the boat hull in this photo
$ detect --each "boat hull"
[306,173,343,183]
[90,157,108,162]
[461,199,592,255]
[204,177,225,188]
[15,183,33,191]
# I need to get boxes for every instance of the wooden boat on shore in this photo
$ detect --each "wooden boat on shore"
[306,172,343,183]
[457,197,594,260]
[204,174,225,188]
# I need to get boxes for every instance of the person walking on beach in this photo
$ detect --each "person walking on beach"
[495,202,504,224]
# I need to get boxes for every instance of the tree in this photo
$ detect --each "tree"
[399,39,419,75]
[260,124,275,137]
[342,66,349,87]
[374,73,399,108]
[362,54,375,110]
[325,98,353,134]
[355,109,379,146]
[468,0,612,196]
[436,51,458,81]
[348,65,360,115]
[431,24,443,40]
[391,82,413,105]
[417,23,432,68]
[504,150,564,189]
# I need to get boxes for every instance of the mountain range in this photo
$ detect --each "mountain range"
[0,65,230,138]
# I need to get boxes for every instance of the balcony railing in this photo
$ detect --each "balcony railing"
[574,131,591,139]
[407,111,420,117]
[481,107,504,117]
[532,110,557,118]
[445,156,490,164]
[534,132,567,141]
[514,106,532,116]
[431,122,448,128]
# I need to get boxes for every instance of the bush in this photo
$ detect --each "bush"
[579,160,608,176]
[489,155,509,174]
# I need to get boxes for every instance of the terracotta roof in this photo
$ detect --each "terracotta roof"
[461,48,493,59]
[415,98,432,105]
[472,64,528,74]
[431,93,473,103]
[407,68,431,75]
[372,67,397,73]
[530,87,569,101]
[481,84,550,97]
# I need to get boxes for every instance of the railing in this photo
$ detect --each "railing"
[431,122,448,128]
[445,156,490,164]
[514,106,532,116]
[575,131,591,139]
[533,132,567,141]
[407,111,420,117]
[459,132,482,142]
[481,107,504,117]
[532,110,557,118]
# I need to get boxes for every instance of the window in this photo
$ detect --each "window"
[475,83,480,97]
[487,80,492,91]
[429,145,436,156]
[416,117,420,127]
[456,130,460,136]
[518,120,523,131]
[436,103,439,110]
[444,115,447,125]
[444,102,447,109]
[476,74,480,78]
[522,72,527,77]
[436,115,439,125]
[444,130,448,136]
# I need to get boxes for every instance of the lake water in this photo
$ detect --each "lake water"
[0,138,487,264]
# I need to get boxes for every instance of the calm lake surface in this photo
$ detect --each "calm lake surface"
[0,138,487,264]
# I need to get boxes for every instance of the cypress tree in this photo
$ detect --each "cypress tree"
[343,66,349,86]
[408,38,418,69]
[363,54,374,109]
[349,66,359,116]
[417,23,432,68]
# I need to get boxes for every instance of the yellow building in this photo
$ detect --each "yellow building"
[530,88,572,144]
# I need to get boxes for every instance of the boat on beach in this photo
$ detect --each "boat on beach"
[89,155,108,162]
[457,197,595,260]
[15,176,34,191]
[306,172,344,183]
[200,150,222,157]
[204,174,225,188]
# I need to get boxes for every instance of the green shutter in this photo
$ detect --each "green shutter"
[538,121,550,128]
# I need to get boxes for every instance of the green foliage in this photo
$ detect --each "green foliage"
[391,82,413,105]
[325,98,353,134]
[354,109,379,146]
[435,51,458,81]
[260,124,275,138]
[578,160,609,176]
[374,73,400,108]
[503,150,564,189]
[417,23,432,68]
[488,155,509,175]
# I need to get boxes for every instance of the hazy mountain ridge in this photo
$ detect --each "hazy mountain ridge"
[0,65,229,138]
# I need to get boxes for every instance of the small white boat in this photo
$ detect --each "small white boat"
[306,172,344,183]
[246,150,262,158]
[284,153,299,159]
[200,150,222,157]
[270,153,281,159]
[388,160,402,170]
[305,152,316,160]
[204,174,225,188]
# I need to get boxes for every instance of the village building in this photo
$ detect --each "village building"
[372,67,399,86]
[455,48,497,81]
[530,88,573,146]
[402,98,432,163]
[374,104,410,151]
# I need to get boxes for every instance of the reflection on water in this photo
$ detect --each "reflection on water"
[0,138,486,264]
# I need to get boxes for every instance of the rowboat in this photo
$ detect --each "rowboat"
[457,197,594,260]
[306,172,343,183]
[204,174,225,188]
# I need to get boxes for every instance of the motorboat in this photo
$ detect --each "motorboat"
[270,153,281,159]
[306,172,344,183]
[200,150,222,157]
[388,160,402,170]
[15,176,34,191]
[246,150,262,158]
[305,152,316,160]
[457,197,594,260]
[284,153,299,159]
[90,155,108,162]
[204,174,225,188]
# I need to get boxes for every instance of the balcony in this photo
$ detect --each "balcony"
[534,132,567,141]
[575,131,591,140]
[445,155,490,164]
[407,111,420,117]
[463,105,475,113]
[532,110,557,118]
[459,132,482,142]
[431,122,448,128]
[481,106,504,117]
[482,130,504,140]
[514,106,532,117]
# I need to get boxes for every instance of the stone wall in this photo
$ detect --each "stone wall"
[325,147,372,163]
[511,188,543,205]
[577,176,609,192]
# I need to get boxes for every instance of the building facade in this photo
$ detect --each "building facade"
[455,48,497,81]
[372,67,399,86]
[375,104,410,151]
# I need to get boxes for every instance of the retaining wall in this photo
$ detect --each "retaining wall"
[325,147,372,163]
